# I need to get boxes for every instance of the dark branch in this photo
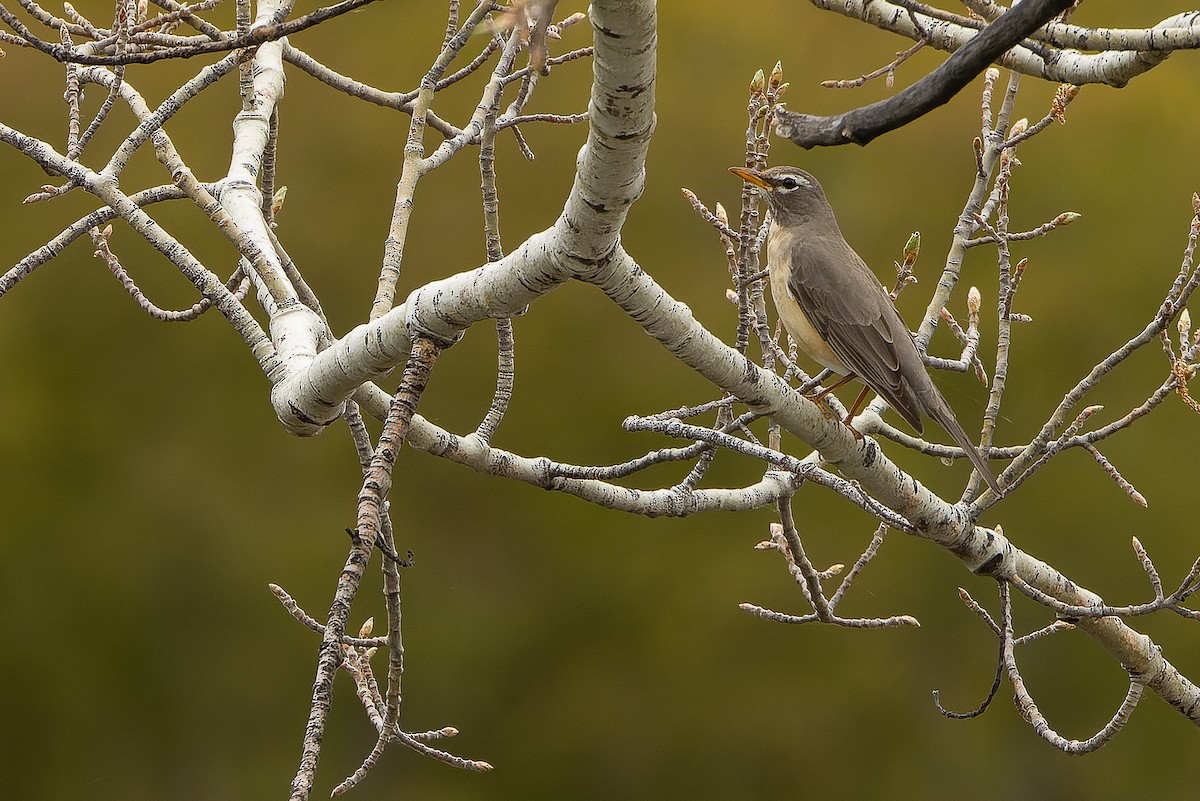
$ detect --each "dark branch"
[776,0,1076,148]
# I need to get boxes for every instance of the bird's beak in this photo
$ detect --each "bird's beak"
[728,166,770,189]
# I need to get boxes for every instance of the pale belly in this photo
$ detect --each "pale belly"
[768,232,847,375]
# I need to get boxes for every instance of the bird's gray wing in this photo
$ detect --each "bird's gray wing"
[786,233,1003,495]
[787,234,926,433]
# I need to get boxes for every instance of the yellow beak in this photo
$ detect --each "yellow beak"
[728,166,771,189]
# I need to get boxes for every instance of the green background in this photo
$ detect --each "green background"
[1,1,1197,799]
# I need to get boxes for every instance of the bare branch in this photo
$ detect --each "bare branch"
[0,0,385,65]
[776,0,1076,147]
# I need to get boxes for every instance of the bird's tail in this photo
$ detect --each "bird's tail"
[928,400,1004,498]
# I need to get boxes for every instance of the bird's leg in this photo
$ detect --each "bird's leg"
[839,385,872,440]
[844,384,872,421]
[805,373,866,439]
[808,372,857,402]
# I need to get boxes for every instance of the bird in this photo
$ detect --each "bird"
[729,164,1004,497]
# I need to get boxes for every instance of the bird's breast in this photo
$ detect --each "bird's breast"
[767,226,848,375]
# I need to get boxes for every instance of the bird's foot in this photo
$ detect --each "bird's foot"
[809,395,840,422]
[805,395,864,440]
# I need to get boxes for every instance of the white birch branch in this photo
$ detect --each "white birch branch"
[806,1,1198,87]
[262,0,1200,731]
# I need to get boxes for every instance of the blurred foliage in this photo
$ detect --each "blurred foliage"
[1,1,1198,800]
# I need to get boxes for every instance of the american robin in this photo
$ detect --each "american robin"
[729,165,1003,497]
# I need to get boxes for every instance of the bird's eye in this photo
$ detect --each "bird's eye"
[777,175,806,192]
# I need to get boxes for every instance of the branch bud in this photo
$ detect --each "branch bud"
[750,69,765,94]
[967,286,981,316]
[769,61,784,88]
[715,202,728,226]
[1008,118,1028,139]
[903,231,920,261]
[1053,84,1080,123]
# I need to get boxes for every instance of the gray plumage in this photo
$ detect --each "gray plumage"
[731,165,1004,497]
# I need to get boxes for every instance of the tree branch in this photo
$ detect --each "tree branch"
[775,0,1076,147]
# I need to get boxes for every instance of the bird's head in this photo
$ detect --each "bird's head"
[728,165,835,227]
